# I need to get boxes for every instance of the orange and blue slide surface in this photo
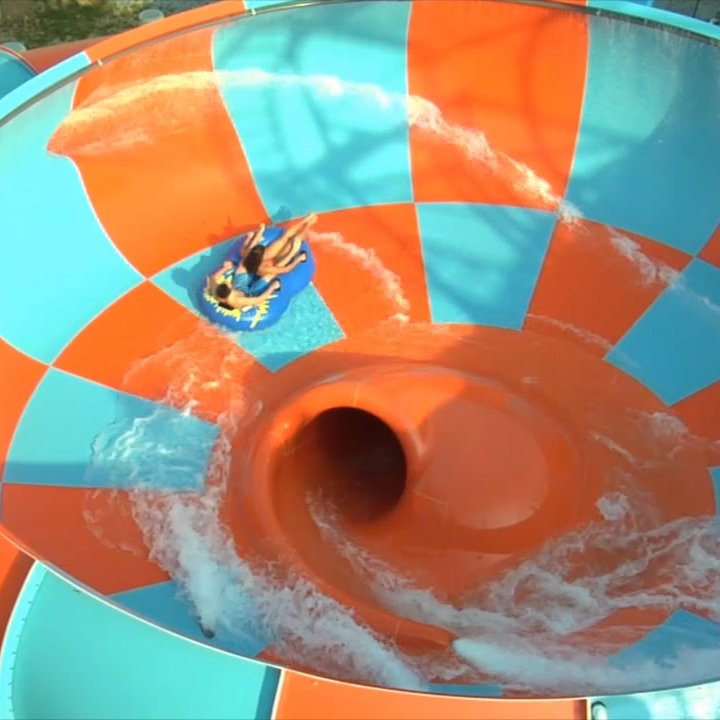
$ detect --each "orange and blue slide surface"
[1,0,720,717]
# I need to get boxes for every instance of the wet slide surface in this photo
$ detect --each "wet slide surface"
[1,561,582,719]
[1,0,720,709]
[1,562,280,720]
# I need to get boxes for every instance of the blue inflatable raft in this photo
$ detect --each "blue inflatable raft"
[200,225,315,332]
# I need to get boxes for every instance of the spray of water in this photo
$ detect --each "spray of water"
[309,488,720,695]
[84,325,425,690]
[50,67,576,218]
[526,313,613,353]
[311,230,411,323]
[82,314,720,695]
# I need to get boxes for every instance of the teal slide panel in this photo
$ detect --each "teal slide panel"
[2,565,280,720]
[0,50,35,101]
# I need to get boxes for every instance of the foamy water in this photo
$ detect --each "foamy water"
[84,330,424,691]
[80,319,720,696]
[311,231,411,323]
[608,229,679,288]
[526,314,613,352]
[309,488,720,695]
[591,432,639,465]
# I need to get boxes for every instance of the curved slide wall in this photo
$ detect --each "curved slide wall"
[0,46,35,98]
[1,0,720,713]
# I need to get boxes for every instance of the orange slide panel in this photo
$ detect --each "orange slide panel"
[407,0,587,209]
[233,323,717,666]
[274,671,587,720]
[1,484,168,595]
[310,204,431,335]
[525,220,691,356]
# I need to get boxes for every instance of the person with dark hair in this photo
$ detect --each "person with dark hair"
[239,213,316,282]
[207,259,238,298]
[212,276,280,311]
[242,244,267,277]
[208,258,280,311]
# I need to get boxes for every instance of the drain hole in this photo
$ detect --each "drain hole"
[288,407,407,524]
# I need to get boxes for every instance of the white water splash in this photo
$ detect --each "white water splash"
[308,487,720,695]
[668,272,720,320]
[606,233,720,322]
[82,321,720,696]
[591,432,638,465]
[526,313,612,352]
[453,636,720,697]
[83,327,423,691]
[596,492,634,523]
[311,230,411,323]
[608,229,679,287]
[51,67,575,218]
[638,411,689,444]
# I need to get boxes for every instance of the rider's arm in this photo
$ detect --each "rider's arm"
[230,281,280,309]
[249,281,280,305]
[212,263,233,284]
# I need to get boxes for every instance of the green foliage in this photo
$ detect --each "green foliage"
[0,0,150,49]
